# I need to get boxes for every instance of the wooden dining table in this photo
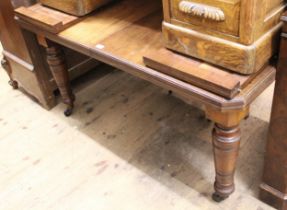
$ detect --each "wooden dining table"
[14,0,277,202]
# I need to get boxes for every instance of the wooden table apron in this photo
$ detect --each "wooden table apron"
[16,7,275,202]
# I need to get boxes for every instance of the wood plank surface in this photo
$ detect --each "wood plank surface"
[15,4,79,33]
[143,48,261,99]
[59,0,162,46]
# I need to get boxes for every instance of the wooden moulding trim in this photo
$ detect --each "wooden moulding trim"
[264,4,286,23]
[164,20,282,51]
[239,65,275,106]
[163,21,253,50]
[162,21,256,74]
[16,18,275,111]
[3,50,34,71]
[260,183,287,200]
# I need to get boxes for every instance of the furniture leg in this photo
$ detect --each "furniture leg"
[212,123,240,201]
[46,42,75,116]
[206,107,249,201]
[1,56,18,89]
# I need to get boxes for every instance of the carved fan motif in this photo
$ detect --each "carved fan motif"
[179,1,225,22]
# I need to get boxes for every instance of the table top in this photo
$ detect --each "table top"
[16,0,276,111]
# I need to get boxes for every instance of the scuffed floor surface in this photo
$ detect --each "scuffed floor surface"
[0,53,275,210]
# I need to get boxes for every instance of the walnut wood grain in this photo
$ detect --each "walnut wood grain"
[206,107,249,201]
[212,124,241,200]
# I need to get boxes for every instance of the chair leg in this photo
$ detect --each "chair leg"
[212,123,241,202]
[45,42,75,117]
[1,56,18,89]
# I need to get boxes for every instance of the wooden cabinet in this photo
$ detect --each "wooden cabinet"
[0,0,56,109]
[0,0,98,109]
[162,0,287,74]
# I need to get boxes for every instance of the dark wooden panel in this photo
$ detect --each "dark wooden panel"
[260,32,287,210]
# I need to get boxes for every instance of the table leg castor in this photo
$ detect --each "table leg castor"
[8,80,18,89]
[1,57,18,90]
[212,192,229,202]
[64,103,74,117]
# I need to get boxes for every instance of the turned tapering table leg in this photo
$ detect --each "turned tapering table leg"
[1,56,18,89]
[206,107,249,201]
[46,42,75,116]
[212,124,241,201]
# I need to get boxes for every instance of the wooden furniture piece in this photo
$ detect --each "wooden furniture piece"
[0,0,98,109]
[162,0,287,74]
[40,0,113,16]
[0,0,54,108]
[15,0,276,201]
[259,11,287,210]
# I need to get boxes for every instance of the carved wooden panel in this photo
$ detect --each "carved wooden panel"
[169,0,241,36]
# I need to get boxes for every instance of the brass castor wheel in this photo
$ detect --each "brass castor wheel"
[8,80,18,89]
[212,193,228,203]
[64,107,73,117]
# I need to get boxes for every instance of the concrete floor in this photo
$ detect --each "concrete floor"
[0,49,276,210]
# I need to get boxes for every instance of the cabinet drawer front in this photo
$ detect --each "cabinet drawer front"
[170,0,241,36]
